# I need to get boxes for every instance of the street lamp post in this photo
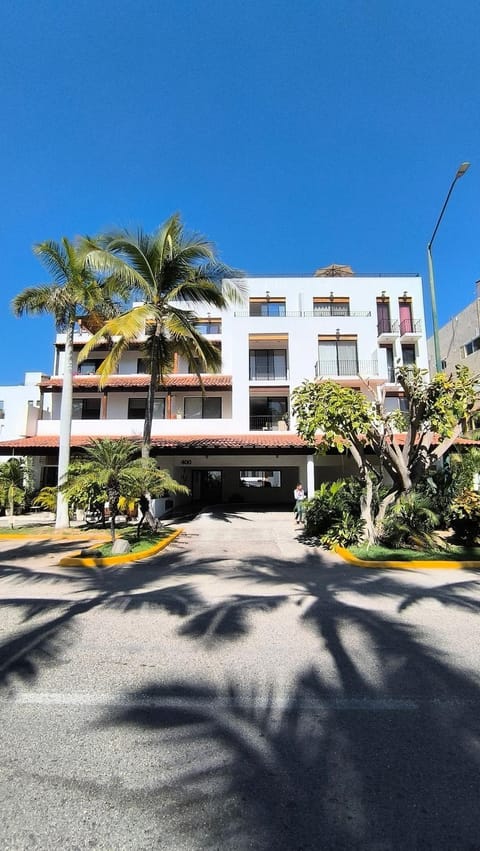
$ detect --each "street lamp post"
[427,162,470,373]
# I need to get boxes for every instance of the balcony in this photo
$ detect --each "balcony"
[400,318,422,340]
[315,359,379,378]
[249,415,289,431]
[377,319,399,342]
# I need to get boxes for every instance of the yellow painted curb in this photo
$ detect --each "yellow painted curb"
[0,531,110,542]
[333,545,480,570]
[58,528,183,567]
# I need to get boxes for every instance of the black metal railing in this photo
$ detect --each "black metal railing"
[377,319,399,335]
[400,318,422,336]
[249,415,289,431]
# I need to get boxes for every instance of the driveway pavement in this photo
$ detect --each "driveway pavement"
[1,507,480,849]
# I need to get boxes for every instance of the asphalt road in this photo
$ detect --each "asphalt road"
[0,508,479,850]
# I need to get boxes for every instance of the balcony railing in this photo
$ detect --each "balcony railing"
[400,318,422,336]
[235,310,371,319]
[377,319,399,336]
[315,359,379,378]
[249,415,289,431]
[249,369,288,381]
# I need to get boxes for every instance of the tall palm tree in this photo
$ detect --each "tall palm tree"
[63,438,188,542]
[79,214,245,460]
[12,238,125,528]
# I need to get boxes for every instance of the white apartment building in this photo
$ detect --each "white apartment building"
[0,372,48,446]
[0,270,428,507]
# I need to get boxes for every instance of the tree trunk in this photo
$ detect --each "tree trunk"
[374,491,398,536]
[55,319,74,529]
[142,358,158,463]
[360,473,376,544]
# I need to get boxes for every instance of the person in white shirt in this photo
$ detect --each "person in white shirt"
[294,483,306,524]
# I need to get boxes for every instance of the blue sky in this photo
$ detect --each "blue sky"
[1,0,479,384]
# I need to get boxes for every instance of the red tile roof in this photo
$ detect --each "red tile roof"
[0,433,309,452]
[39,374,232,391]
[0,432,477,454]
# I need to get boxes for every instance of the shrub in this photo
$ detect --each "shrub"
[319,512,366,548]
[32,487,57,513]
[304,478,365,546]
[380,491,439,550]
[448,489,480,546]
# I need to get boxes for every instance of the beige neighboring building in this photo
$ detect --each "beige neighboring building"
[427,291,480,377]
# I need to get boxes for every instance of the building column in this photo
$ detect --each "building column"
[306,454,315,498]
[100,391,108,420]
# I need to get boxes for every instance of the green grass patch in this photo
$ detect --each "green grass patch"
[350,544,480,562]
[89,526,174,557]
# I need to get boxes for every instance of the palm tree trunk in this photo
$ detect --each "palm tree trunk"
[55,319,74,529]
[142,358,158,463]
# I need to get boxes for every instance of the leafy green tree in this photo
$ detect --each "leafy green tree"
[0,458,26,524]
[63,438,188,542]
[12,238,125,528]
[292,365,477,543]
[79,214,245,460]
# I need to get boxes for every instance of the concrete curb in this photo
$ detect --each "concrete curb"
[58,528,183,567]
[334,545,480,570]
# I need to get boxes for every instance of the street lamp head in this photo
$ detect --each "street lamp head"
[456,162,470,179]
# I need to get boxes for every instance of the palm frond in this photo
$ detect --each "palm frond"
[77,305,156,362]
[32,239,70,284]
[85,247,147,291]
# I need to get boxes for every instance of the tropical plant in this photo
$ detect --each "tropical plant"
[79,214,245,460]
[303,478,367,547]
[12,238,126,528]
[303,480,348,537]
[63,438,188,542]
[415,447,480,528]
[448,489,480,546]
[32,486,57,513]
[0,458,26,523]
[319,512,366,548]
[380,491,439,550]
[292,365,477,543]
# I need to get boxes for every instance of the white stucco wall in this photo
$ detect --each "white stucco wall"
[0,372,47,441]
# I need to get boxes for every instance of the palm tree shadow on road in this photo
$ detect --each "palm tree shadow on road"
[97,555,480,850]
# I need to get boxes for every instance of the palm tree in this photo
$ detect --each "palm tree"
[0,458,26,526]
[63,438,188,542]
[79,214,245,460]
[12,238,125,528]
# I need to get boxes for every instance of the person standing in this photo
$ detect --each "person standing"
[294,483,306,524]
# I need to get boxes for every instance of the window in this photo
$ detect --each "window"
[184,396,222,418]
[249,349,287,380]
[464,337,480,357]
[72,398,101,420]
[249,298,286,317]
[128,398,165,419]
[77,359,103,375]
[249,396,288,430]
[137,358,149,374]
[0,401,4,420]
[401,344,416,366]
[384,396,409,414]
[41,466,58,487]
[193,319,221,334]
[318,338,358,376]
[240,470,282,488]
[313,297,350,317]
